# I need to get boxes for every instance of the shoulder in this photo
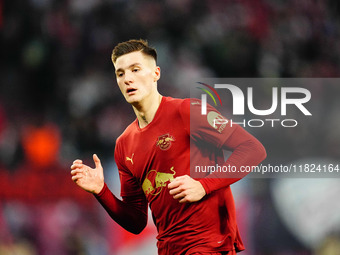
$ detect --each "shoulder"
[116,119,137,146]
[114,121,137,167]
[169,97,202,118]
[162,96,193,112]
[164,96,201,107]
[161,96,205,119]
[162,96,187,106]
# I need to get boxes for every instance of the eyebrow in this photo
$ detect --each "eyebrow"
[115,63,141,74]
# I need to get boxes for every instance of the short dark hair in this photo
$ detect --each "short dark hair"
[111,39,157,63]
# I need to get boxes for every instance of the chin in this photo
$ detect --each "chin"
[125,95,140,105]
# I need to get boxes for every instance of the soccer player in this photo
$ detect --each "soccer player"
[70,39,266,255]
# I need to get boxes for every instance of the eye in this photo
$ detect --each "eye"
[132,68,139,72]
[117,73,124,77]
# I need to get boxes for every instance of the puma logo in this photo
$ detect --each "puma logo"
[126,153,134,165]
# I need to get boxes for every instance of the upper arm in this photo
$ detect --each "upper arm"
[180,98,237,148]
[115,140,145,198]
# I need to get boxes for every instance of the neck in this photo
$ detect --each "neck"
[133,93,163,128]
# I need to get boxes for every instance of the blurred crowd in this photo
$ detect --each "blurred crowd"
[1,0,340,254]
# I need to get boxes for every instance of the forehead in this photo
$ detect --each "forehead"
[114,51,154,71]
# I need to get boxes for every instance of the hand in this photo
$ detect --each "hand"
[70,154,104,194]
[168,175,206,203]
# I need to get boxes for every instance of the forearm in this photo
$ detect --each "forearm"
[94,183,148,234]
[199,125,266,194]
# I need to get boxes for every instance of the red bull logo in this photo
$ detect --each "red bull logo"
[142,167,176,196]
[156,134,175,151]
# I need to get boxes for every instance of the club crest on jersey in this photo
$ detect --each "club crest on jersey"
[156,134,175,151]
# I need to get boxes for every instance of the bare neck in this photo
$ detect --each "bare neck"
[132,93,163,129]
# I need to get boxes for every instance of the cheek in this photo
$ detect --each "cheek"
[117,82,125,92]
[139,72,154,84]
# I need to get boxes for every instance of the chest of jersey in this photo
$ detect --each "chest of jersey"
[121,117,190,200]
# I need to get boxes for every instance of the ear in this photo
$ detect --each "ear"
[153,66,161,82]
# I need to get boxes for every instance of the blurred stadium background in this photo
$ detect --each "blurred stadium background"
[1,0,340,254]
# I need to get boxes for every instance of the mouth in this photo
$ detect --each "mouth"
[126,88,137,95]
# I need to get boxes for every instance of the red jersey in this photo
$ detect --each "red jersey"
[96,96,266,254]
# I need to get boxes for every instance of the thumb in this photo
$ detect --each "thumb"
[93,154,102,169]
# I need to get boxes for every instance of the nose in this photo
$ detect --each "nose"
[124,71,133,85]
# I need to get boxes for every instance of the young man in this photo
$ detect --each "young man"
[70,39,266,255]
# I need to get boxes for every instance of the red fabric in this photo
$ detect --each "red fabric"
[95,97,266,255]
[181,98,267,193]
[198,124,266,194]
[187,99,267,192]
[95,183,148,234]
[190,250,236,255]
